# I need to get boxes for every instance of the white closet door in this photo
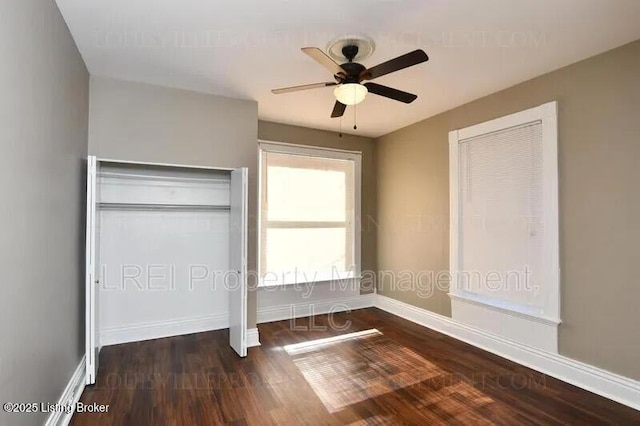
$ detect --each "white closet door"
[85,156,100,384]
[229,168,248,357]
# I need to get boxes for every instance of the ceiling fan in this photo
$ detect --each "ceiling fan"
[271,44,429,118]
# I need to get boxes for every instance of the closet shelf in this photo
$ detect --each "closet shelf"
[99,171,231,185]
[98,202,230,212]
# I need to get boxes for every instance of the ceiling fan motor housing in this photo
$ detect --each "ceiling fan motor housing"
[334,45,367,83]
[337,61,367,83]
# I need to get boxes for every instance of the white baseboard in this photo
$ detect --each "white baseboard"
[45,355,86,426]
[257,293,376,324]
[101,313,229,346]
[101,317,262,350]
[247,328,261,347]
[375,294,640,411]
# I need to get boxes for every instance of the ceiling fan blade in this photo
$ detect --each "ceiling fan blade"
[364,83,418,103]
[302,47,346,76]
[331,101,347,118]
[361,49,429,81]
[272,82,337,94]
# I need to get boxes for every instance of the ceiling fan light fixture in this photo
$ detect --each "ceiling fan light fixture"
[334,83,367,106]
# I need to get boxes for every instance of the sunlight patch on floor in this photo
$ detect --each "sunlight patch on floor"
[286,329,446,413]
[283,329,382,355]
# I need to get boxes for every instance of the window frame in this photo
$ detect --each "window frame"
[257,140,362,287]
[449,101,560,325]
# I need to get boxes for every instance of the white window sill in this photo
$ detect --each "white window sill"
[448,291,562,326]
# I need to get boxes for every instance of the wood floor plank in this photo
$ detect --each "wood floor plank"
[71,308,640,425]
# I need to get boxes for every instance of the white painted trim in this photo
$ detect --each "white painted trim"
[258,139,361,156]
[246,328,261,347]
[45,355,86,426]
[448,129,459,296]
[258,141,362,162]
[541,102,561,319]
[451,296,558,353]
[375,294,640,411]
[353,153,362,280]
[456,106,545,141]
[256,143,264,282]
[258,274,359,288]
[96,157,234,171]
[257,294,376,324]
[448,291,560,325]
[100,313,229,346]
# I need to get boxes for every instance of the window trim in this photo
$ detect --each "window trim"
[449,101,560,323]
[257,140,362,287]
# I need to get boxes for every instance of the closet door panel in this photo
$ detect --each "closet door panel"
[85,156,100,385]
[229,168,248,357]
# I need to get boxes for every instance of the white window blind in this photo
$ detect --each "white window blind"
[259,148,358,285]
[459,122,544,308]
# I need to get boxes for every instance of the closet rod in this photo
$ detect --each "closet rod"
[98,202,230,212]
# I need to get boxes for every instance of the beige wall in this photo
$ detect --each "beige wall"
[87,79,376,328]
[0,1,90,425]
[258,120,377,283]
[376,40,640,380]
[88,76,260,325]
[376,115,452,315]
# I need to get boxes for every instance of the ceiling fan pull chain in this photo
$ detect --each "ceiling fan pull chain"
[339,115,343,138]
[353,101,358,130]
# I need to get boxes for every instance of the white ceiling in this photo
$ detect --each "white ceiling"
[56,0,640,138]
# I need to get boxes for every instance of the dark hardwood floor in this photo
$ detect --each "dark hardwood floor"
[72,308,640,425]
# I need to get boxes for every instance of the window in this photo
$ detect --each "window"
[258,142,361,286]
[449,101,559,352]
